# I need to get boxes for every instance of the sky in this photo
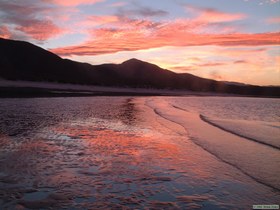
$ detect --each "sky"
[0,0,279,86]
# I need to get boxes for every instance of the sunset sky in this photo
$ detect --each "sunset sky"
[0,0,279,85]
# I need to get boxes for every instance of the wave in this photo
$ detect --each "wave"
[199,115,280,150]
[145,98,280,192]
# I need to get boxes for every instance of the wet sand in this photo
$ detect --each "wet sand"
[0,97,279,209]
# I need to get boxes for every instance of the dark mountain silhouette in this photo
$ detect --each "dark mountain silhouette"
[0,38,279,97]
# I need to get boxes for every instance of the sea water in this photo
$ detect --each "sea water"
[167,96,280,149]
[147,96,280,191]
[0,96,279,209]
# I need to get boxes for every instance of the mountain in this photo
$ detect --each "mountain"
[0,38,279,97]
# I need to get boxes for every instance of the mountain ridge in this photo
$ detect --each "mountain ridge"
[0,38,279,97]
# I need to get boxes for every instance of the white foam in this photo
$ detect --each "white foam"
[146,97,280,191]
[200,116,280,149]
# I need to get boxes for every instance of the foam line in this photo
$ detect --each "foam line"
[199,114,280,150]
[145,98,280,192]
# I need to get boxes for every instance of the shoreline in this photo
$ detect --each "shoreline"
[0,80,278,98]
[0,86,169,98]
[146,98,280,191]
[0,80,224,98]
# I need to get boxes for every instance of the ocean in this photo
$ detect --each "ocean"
[167,96,280,148]
[0,96,279,209]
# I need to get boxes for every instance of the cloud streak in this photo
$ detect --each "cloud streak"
[50,4,261,56]
[185,5,246,23]
[0,0,66,41]
[266,17,280,24]
[116,6,168,18]
[0,26,12,39]
[15,21,64,41]
[0,0,104,42]
[46,0,104,6]
[51,20,280,56]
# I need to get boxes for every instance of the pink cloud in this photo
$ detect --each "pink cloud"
[0,26,12,39]
[116,18,162,30]
[209,70,224,80]
[109,2,128,7]
[170,66,197,72]
[197,10,245,23]
[265,0,280,4]
[48,0,104,6]
[50,11,279,56]
[244,0,279,4]
[170,62,226,73]
[83,15,119,27]
[170,59,251,73]
[116,6,168,18]
[234,60,249,64]
[198,62,226,67]
[16,20,64,41]
[266,17,280,24]
[0,1,66,41]
[186,5,246,23]
[51,17,280,56]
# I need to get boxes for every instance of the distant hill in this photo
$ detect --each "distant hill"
[0,38,279,97]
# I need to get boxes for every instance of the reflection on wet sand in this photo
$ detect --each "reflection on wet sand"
[119,98,138,125]
[0,97,279,209]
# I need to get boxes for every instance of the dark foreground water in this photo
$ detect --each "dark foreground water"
[0,97,279,209]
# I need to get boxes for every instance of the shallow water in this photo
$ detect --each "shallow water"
[0,96,279,209]
[168,96,280,122]
[147,97,280,191]
[168,96,280,148]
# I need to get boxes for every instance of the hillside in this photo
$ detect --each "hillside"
[0,38,279,97]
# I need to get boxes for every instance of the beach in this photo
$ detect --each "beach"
[0,96,279,209]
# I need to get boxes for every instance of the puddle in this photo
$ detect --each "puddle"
[23,190,51,201]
